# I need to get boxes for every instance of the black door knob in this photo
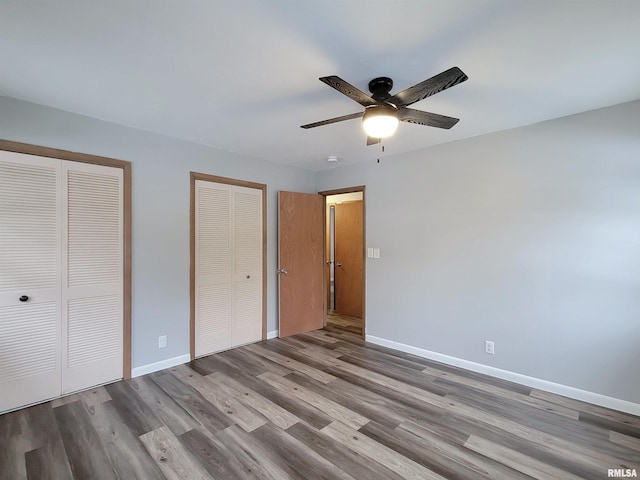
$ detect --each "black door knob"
[19,295,29,302]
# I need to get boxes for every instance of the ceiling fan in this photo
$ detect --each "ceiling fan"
[301,66,468,145]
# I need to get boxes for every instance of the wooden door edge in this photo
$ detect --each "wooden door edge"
[323,198,328,328]
[190,174,196,360]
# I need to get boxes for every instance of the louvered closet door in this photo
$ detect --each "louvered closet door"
[195,181,233,356]
[0,151,62,412]
[61,161,123,394]
[195,180,263,357]
[232,186,262,346]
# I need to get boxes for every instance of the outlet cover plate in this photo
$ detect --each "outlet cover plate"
[485,340,494,355]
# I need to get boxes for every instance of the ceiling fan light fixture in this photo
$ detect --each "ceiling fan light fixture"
[302,68,468,145]
[362,105,399,139]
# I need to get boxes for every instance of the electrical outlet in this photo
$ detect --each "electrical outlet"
[159,335,167,349]
[485,340,495,355]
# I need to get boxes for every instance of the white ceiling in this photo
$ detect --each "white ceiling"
[1,1,639,171]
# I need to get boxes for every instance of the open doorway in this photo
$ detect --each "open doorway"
[321,188,365,337]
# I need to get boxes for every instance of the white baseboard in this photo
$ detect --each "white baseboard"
[366,335,640,416]
[131,353,191,378]
[132,332,279,378]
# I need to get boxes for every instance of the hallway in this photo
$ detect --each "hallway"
[326,311,363,336]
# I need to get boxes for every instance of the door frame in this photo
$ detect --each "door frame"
[190,172,267,360]
[318,186,366,338]
[0,139,133,379]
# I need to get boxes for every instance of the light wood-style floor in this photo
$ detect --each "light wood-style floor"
[1,327,639,479]
[326,310,364,336]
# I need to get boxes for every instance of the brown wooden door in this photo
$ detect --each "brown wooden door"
[278,191,324,337]
[325,204,332,308]
[335,200,364,318]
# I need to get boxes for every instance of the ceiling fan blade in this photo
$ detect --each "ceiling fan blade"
[300,112,364,128]
[389,67,468,107]
[300,111,364,129]
[366,136,381,146]
[399,107,460,129]
[319,76,376,107]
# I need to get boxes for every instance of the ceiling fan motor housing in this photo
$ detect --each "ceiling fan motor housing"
[368,77,394,100]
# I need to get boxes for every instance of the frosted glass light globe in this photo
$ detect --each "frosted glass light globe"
[362,106,399,138]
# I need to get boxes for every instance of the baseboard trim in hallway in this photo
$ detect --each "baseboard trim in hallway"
[366,334,640,416]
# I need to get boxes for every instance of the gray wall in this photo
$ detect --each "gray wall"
[316,100,640,403]
[0,96,316,369]
[3,94,639,404]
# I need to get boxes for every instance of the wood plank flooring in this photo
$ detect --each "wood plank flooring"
[1,327,639,479]
[326,311,364,336]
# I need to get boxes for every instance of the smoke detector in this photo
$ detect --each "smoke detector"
[327,155,338,163]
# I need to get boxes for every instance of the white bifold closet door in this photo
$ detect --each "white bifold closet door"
[62,161,123,394]
[195,180,262,357]
[0,154,62,412]
[0,151,123,412]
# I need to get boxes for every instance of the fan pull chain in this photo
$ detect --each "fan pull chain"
[377,144,385,164]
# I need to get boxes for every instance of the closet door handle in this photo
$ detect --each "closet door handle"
[19,295,29,302]
[277,269,288,274]
[335,262,342,267]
